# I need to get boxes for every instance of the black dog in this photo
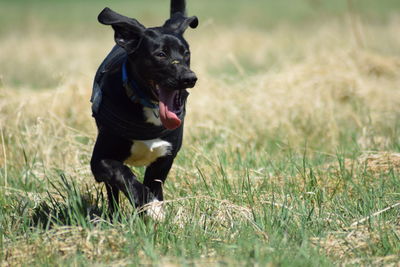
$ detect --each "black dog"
[90,0,198,218]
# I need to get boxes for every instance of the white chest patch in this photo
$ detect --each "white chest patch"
[143,107,162,126]
[125,139,172,167]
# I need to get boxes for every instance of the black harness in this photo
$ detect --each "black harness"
[91,46,188,140]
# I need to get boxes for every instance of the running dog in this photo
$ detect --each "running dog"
[90,0,198,219]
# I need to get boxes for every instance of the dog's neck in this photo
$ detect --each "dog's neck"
[124,58,158,102]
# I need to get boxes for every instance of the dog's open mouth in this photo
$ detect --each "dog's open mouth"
[155,84,184,130]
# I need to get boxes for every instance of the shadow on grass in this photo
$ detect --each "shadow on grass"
[30,173,107,228]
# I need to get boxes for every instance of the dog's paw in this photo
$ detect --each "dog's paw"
[145,199,165,222]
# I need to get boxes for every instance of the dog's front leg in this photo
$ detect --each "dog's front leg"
[143,156,174,201]
[91,159,154,212]
[142,156,174,220]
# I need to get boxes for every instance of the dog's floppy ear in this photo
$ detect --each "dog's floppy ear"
[163,12,198,35]
[98,7,146,54]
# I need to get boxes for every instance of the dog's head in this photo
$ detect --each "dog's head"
[98,7,198,129]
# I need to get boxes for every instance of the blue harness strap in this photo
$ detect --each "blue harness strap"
[122,61,158,109]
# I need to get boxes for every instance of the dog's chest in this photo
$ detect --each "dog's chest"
[143,107,162,126]
[124,138,171,167]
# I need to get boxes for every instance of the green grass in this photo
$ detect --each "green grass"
[1,0,400,266]
[1,146,399,265]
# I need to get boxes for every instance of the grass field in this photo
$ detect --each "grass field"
[1,0,400,266]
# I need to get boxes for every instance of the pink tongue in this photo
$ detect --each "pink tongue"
[159,89,181,130]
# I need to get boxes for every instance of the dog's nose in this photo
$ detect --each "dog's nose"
[181,72,197,88]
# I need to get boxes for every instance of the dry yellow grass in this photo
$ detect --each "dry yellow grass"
[1,16,399,184]
[311,212,400,265]
[1,17,399,152]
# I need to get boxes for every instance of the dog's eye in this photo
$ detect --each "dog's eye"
[156,51,167,58]
[184,51,190,57]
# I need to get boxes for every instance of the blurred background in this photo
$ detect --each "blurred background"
[0,0,399,168]
[1,0,400,173]
[1,0,399,89]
